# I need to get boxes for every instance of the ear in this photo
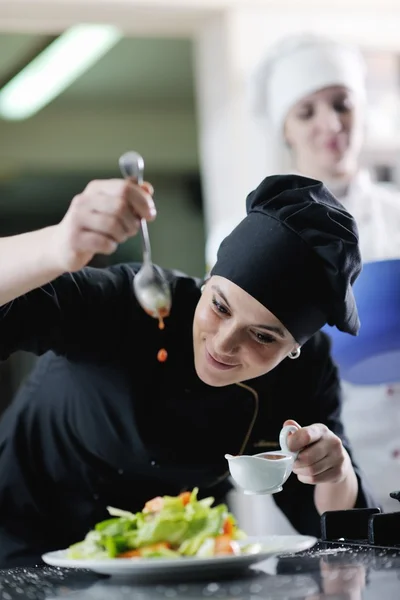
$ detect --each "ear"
[200,277,210,294]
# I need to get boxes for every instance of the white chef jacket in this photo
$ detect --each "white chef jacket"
[332,170,400,513]
[333,170,400,262]
[207,169,400,525]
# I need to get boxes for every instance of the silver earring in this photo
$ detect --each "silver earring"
[288,347,301,360]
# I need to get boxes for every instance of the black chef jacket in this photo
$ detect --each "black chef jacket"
[0,263,377,567]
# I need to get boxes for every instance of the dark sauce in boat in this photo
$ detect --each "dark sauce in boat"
[261,454,285,460]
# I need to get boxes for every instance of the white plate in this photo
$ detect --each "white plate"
[42,535,317,580]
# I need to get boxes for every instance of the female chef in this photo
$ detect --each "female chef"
[232,32,400,263]
[0,172,376,567]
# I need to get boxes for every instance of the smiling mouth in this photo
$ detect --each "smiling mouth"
[205,348,239,371]
[324,137,345,151]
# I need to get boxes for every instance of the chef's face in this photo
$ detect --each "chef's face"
[284,86,364,181]
[193,276,299,387]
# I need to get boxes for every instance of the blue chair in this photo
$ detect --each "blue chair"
[322,259,400,385]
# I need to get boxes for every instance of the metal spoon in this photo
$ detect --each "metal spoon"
[118,151,172,322]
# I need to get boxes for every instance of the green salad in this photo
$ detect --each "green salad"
[67,488,248,560]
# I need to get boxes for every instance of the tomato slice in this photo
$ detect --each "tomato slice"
[214,534,234,555]
[143,496,164,513]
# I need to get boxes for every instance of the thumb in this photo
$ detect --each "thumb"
[282,420,302,454]
[283,419,301,430]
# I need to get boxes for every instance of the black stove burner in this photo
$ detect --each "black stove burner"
[320,491,400,549]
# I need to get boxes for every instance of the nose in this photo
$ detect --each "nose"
[213,322,241,356]
[315,105,343,134]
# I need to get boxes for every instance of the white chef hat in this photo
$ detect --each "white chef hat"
[250,33,367,135]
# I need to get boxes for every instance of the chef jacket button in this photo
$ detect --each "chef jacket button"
[118,468,124,475]
[93,493,100,501]
[150,459,160,468]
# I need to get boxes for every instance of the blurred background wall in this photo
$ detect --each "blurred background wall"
[0,0,400,412]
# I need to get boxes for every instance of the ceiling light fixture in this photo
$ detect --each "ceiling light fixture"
[0,23,122,121]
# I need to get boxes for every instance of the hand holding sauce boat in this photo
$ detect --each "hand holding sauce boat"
[226,419,353,496]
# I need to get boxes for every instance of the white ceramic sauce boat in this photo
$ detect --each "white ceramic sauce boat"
[225,425,298,494]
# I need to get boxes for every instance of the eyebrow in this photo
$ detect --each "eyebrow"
[211,285,286,339]
[254,324,286,339]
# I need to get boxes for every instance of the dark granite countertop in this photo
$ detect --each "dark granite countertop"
[1,543,400,599]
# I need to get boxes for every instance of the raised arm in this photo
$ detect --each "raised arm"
[0,178,155,307]
[0,178,156,359]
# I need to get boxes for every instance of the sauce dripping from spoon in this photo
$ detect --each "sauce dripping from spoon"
[156,307,169,361]
[143,307,169,361]
[157,348,168,362]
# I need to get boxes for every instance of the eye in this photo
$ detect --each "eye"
[333,102,350,113]
[333,97,353,113]
[296,105,314,120]
[251,331,277,345]
[211,296,230,316]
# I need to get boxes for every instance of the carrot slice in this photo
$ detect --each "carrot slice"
[223,516,234,536]
[179,491,191,506]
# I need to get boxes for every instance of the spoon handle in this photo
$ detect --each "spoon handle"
[139,219,152,265]
[118,151,152,264]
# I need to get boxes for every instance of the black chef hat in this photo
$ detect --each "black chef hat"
[210,174,361,344]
